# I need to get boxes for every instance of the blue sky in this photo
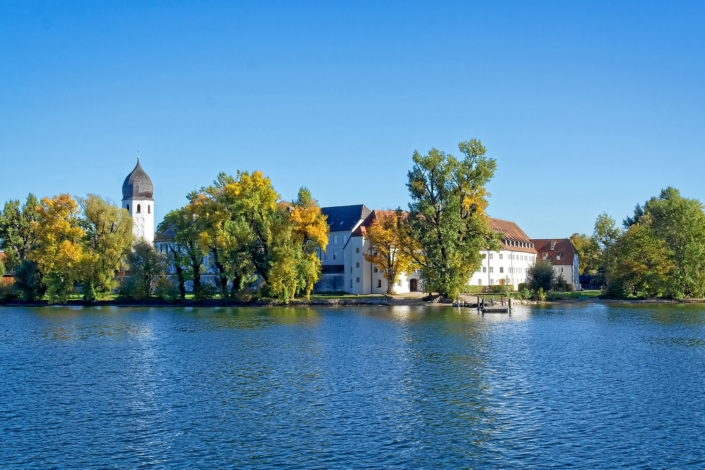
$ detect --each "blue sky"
[1,1,704,238]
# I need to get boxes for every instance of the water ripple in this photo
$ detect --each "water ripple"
[1,304,705,468]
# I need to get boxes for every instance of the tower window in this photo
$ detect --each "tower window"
[148,205,151,214]
[137,204,141,214]
[126,204,130,212]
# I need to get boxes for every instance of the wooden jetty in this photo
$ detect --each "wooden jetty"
[476,294,512,314]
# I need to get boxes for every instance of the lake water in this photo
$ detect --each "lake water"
[1,303,705,468]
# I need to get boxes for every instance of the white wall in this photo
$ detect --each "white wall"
[123,199,154,244]
[468,250,537,287]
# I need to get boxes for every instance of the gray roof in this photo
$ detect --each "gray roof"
[122,160,154,201]
[154,223,176,242]
[321,204,370,232]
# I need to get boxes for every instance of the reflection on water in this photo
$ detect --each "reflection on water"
[1,303,705,468]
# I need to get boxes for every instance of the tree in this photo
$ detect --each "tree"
[406,139,500,298]
[188,172,326,302]
[187,172,259,297]
[570,233,600,275]
[289,187,329,299]
[623,203,646,228]
[610,222,672,298]
[0,194,40,272]
[158,207,206,300]
[645,187,705,298]
[363,211,418,294]
[79,195,134,301]
[12,260,46,301]
[0,258,4,278]
[527,261,555,292]
[593,213,620,289]
[30,194,92,304]
[123,239,168,300]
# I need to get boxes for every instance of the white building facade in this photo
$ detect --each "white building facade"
[344,214,537,294]
[314,204,371,292]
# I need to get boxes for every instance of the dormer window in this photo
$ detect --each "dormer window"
[557,254,561,261]
[550,241,556,250]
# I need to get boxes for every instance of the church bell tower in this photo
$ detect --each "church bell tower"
[122,157,155,243]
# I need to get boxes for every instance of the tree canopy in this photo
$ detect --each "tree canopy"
[405,139,499,298]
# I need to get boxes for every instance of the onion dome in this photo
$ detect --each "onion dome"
[122,159,154,201]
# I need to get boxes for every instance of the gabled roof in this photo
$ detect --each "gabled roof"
[321,204,371,232]
[489,217,536,253]
[531,239,576,265]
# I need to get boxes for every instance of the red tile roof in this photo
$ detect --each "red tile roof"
[352,213,536,253]
[489,218,536,253]
[531,239,576,265]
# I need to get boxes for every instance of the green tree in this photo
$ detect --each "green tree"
[123,239,169,300]
[405,139,499,298]
[593,213,620,289]
[187,173,256,298]
[570,233,600,275]
[0,194,40,271]
[158,207,207,300]
[610,222,672,298]
[645,188,705,298]
[79,195,134,301]
[527,261,555,292]
[13,260,46,301]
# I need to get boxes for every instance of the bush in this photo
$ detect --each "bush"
[518,283,529,292]
[0,280,17,302]
[491,285,509,295]
[194,284,218,302]
[553,274,568,292]
[119,276,148,301]
[535,287,547,301]
[520,288,531,300]
[155,277,180,303]
[527,261,555,292]
[566,283,574,292]
[547,291,561,301]
[460,286,484,294]
[13,260,46,301]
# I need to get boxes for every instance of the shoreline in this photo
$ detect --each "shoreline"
[3,296,705,309]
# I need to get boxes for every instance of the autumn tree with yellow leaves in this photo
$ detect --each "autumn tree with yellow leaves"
[405,139,500,298]
[187,173,328,302]
[289,187,328,299]
[30,194,95,304]
[363,211,418,294]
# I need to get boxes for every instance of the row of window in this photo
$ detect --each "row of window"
[320,246,361,261]
[485,253,533,261]
[476,278,526,286]
[477,266,526,274]
[126,203,151,214]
